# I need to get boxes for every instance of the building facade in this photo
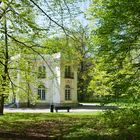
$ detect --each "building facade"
[9,53,78,107]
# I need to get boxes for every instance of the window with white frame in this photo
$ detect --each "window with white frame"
[38,85,46,100]
[65,85,71,100]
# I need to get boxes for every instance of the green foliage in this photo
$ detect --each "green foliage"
[103,107,140,139]
[88,59,111,96]
[88,0,140,99]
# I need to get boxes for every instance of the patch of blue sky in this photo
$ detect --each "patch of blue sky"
[35,0,92,32]
[30,1,91,44]
[75,0,92,26]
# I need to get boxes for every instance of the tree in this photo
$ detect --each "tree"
[0,0,89,115]
[0,0,42,114]
[69,25,92,102]
[88,0,140,100]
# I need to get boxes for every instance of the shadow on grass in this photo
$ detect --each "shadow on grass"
[0,132,137,140]
[0,108,140,140]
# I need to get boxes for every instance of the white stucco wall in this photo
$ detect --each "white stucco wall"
[60,62,78,104]
[9,53,78,107]
[31,53,61,105]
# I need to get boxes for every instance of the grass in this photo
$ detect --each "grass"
[0,112,100,122]
[0,112,102,139]
[0,108,140,140]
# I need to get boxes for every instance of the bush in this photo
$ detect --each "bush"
[102,107,140,139]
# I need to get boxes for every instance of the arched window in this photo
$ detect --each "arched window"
[38,85,46,100]
[38,66,46,78]
[65,85,71,100]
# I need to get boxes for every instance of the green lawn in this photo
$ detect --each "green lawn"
[0,109,140,140]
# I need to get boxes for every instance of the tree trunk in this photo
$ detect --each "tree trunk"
[0,94,4,115]
[0,12,9,115]
[0,14,9,115]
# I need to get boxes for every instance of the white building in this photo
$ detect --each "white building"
[9,53,78,107]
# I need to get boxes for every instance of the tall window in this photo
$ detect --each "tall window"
[38,66,46,78]
[65,85,71,100]
[65,66,73,78]
[38,85,46,100]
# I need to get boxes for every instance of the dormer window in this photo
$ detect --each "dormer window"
[38,66,46,78]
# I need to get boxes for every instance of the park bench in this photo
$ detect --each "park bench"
[55,106,71,112]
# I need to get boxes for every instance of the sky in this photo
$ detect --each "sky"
[76,0,92,26]
[35,0,92,32]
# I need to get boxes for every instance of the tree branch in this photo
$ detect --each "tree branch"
[29,0,68,36]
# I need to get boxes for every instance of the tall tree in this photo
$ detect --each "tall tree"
[0,0,41,114]
[88,0,140,100]
[68,25,92,101]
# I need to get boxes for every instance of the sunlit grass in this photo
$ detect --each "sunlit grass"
[0,111,101,122]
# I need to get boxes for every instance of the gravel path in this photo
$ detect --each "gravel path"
[4,108,102,113]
